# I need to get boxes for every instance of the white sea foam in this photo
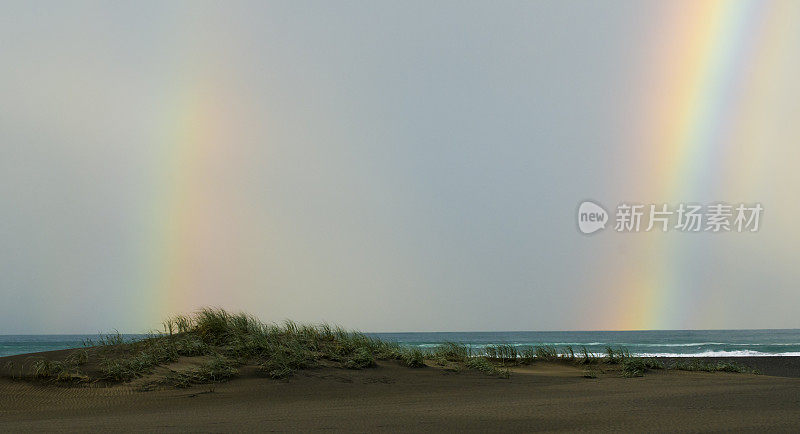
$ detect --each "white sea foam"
[549,342,605,346]
[634,350,800,357]
[622,342,727,347]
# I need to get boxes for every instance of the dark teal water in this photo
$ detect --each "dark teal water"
[0,334,148,357]
[3,330,800,358]
[369,329,800,357]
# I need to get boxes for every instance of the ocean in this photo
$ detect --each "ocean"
[2,329,800,358]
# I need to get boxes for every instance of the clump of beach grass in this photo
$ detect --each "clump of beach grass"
[562,345,576,362]
[99,338,181,382]
[520,346,535,364]
[603,346,631,364]
[344,347,376,369]
[670,360,758,374]
[432,342,471,363]
[257,343,318,379]
[401,348,426,368]
[465,357,510,378]
[29,356,90,383]
[534,345,559,361]
[621,357,664,377]
[484,344,518,365]
[577,346,596,364]
[166,356,239,388]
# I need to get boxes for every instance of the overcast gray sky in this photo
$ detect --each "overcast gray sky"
[2,1,799,333]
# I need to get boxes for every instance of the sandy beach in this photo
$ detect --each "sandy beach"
[3,354,800,432]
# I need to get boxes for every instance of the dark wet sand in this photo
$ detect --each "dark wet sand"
[2,357,800,432]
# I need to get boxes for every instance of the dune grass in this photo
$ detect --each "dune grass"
[534,345,559,361]
[29,308,406,385]
[165,356,239,388]
[150,308,393,381]
[620,357,665,377]
[465,357,510,378]
[15,309,760,386]
[670,360,759,374]
[401,348,426,368]
[433,342,471,363]
[578,346,597,364]
[484,344,518,363]
[91,310,517,384]
[29,353,90,383]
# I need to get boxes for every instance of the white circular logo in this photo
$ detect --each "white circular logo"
[577,201,608,234]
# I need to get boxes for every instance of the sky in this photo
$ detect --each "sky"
[1,1,799,333]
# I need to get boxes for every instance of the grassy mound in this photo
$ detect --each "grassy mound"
[101,308,402,383]
[9,309,761,387]
[18,308,513,387]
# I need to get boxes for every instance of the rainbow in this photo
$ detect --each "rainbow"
[141,71,263,326]
[606,0,797,330]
